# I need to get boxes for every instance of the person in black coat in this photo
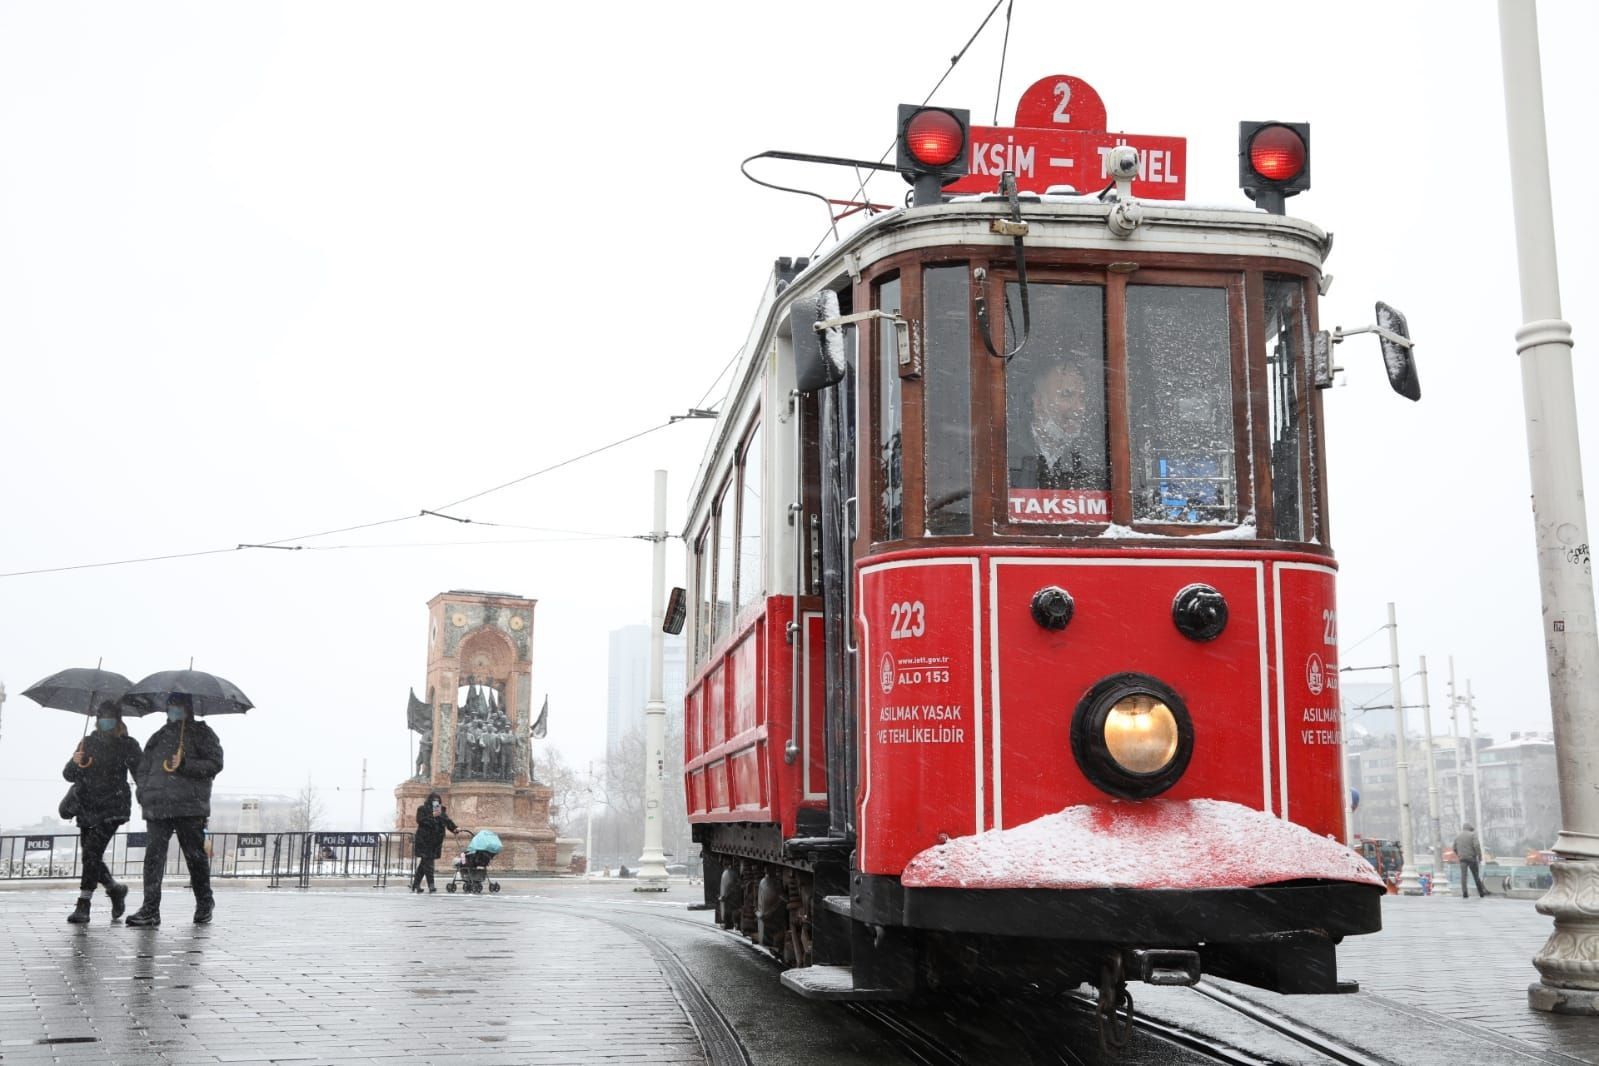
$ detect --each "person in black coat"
[411,791,463,892]
[125,695,224,927]
[62,701,142,924]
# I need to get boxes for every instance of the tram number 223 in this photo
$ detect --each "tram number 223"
[889,600,927,640]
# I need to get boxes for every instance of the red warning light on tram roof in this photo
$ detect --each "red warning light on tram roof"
[942,74,1187,200]
[904,109,965,167]
[1247,124,1307,182]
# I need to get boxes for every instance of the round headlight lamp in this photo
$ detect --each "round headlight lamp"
[1071,674,1194,799]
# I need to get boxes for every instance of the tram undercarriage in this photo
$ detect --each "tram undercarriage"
[698,825,1382,1001]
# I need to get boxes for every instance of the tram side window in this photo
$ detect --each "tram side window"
[1127,286,1237,525]
[694,528,712,665]
[876,276,903,541]
[1004,283,1109,525]
[924,266,972,535]
[737,426,762,610]
[714,484,735,646]
[1265,277,1308,541]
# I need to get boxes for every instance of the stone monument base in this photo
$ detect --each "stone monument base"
[394,778,558,874]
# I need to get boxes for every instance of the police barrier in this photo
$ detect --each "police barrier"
[0,831,416,887]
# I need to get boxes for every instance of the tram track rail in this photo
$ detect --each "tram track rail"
[517,897,753,1066]
[523,894,1392,1066]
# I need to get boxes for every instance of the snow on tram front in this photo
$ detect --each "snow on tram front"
[676,74,1420,1016]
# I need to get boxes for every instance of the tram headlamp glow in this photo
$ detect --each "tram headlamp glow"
[1070,674,1195,800]
[1103,695,1181,775]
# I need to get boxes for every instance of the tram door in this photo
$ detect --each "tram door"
[818,327,859,840]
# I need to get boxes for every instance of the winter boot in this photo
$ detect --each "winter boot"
[66,899,91,924]
[108,882,129,920]
[193,898,214,925]
[126,908,161,927]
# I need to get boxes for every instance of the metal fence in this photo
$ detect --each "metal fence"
[0,830,417,889]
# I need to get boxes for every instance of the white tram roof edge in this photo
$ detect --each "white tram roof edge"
[685,199,1330,525]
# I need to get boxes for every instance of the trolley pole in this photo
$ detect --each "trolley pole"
[1418,657,1443,878]
[1500,0,1599,1013]
[1387,604,1422,894]
[1448,658,1468,837]
[635,469,671,891]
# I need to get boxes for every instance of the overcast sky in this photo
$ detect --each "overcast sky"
[2,1,1594,831]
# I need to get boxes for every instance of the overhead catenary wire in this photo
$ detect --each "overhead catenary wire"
[807,0,1012,259]
[992,0,1015,125]
[0,417,691,580]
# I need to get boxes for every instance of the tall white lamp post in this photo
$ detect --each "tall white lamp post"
[634,469,671,891]
[1498,0,1599,1015]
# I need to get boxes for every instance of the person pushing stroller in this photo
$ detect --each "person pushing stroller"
[411,791,466,892]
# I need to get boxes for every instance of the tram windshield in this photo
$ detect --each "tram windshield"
[1005,283,1110,524]
[1126,284,1236,525]
[867,260,1320,545]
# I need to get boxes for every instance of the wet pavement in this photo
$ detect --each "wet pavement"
[0,879,1594,1064]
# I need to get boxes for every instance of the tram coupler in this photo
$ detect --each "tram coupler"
[1127,948,1201,986]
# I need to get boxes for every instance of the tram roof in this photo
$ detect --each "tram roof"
[687,198,1330,519]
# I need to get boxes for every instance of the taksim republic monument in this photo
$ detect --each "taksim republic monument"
[394,590,558,872]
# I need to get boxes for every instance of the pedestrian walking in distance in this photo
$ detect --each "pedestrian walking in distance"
[62,701,142,924]
[126,695,224,927]
[1453,823,1490,899]
[411,791,463,893]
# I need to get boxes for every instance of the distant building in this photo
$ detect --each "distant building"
[606,625,686,754]
[207,794,299,833]
[1477,733,1559,856]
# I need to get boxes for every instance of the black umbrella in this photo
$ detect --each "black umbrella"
[23,667,134,716]
[124,669,254,717]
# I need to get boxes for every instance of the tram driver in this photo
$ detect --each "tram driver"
[1012,360,1111,492]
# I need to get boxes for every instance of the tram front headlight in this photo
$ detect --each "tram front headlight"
[1071,674,1194,799]
[1103,694,1181,775]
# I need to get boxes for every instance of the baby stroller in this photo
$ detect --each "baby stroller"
[447,829,502,894]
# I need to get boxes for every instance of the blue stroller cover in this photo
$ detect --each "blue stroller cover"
[469,829,503,855]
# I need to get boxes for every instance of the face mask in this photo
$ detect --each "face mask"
[97,718,117,732]
[167,708,186,723]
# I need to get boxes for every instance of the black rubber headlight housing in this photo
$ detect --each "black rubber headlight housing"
[1070,673,1195,799]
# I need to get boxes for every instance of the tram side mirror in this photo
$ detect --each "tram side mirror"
[1312,331,1336,389]
[791,289,847,393]
[1320,301,1421,401]
[663,587,687,635]
[1375,302,1421,402]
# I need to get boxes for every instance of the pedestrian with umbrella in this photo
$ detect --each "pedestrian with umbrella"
[23,668,142,924]
[122,669,249,928]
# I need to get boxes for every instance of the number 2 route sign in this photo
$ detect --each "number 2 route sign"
[943,75,1187,200]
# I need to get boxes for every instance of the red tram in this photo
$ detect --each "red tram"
[677,76,1418,1008]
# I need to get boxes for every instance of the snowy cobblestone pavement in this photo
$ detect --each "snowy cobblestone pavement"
[0,884,713,1065]
[1158,893,1599,1065]
[1338,894,1597,1060]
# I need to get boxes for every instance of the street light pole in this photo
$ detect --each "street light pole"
[1387,603,1422,894]
[634,469,670,891]
[1448,658,1468,837]
[1464,680,1486,836]
[1418,657,1443,876]
[584,762,596,878]
[1500,0,1599,1014]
